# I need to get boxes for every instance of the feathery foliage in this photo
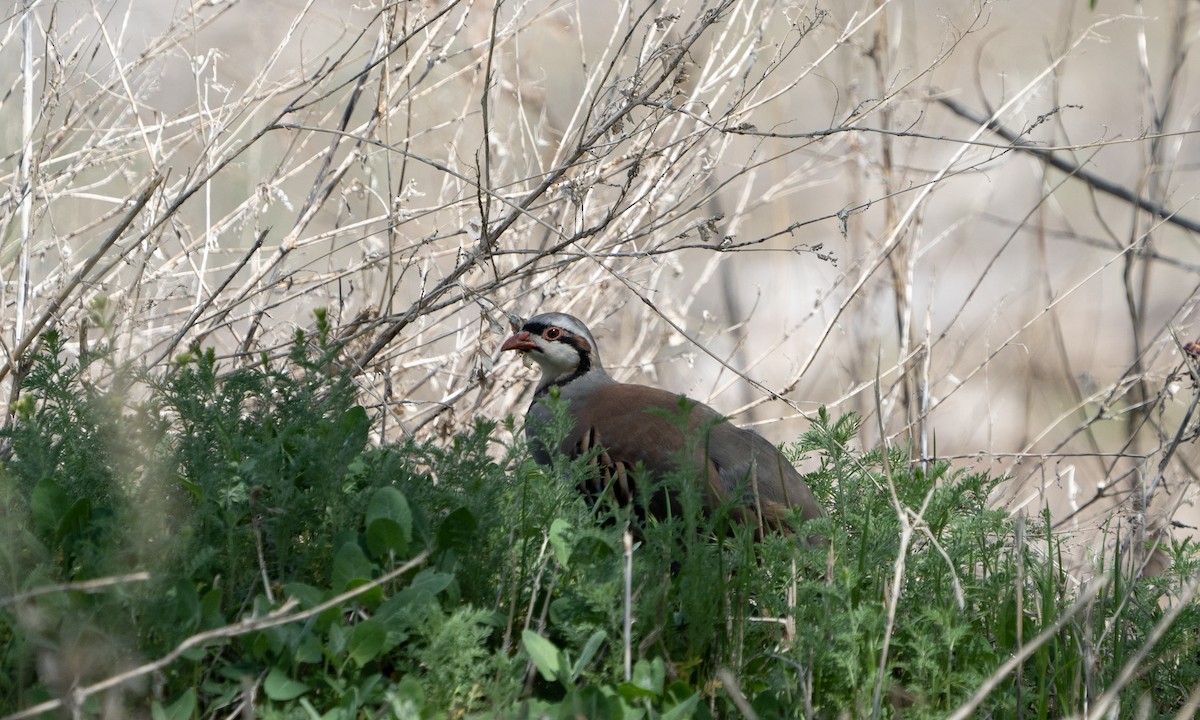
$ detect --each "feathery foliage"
[2,334,1198,718]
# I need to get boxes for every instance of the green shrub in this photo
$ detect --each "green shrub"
[1,329,1198,719]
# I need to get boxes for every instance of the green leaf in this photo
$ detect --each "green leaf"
[200,588,224,629]
[571,630,606,681]
[616,681,657,701]
[343,577,384,607]
[338,405,369,452]
[166,578,201,633]
[386,569,454,613]
[631,658,665,696]
[373,568,454,646]
[366,518,408,558]
[332,542,373,592]
[521,629,567,684]
[176,475,202,500]
[294,631,323,665]
[283,583,326,609]
[250,631,271,660]
[56,497,93,542]
[549,518,573,568]
[30,478,69,536]
[151,688,196,720]
[365,486,412,558]
[327,622,347,656]
[566,685,620,718]
[436,507,477,551]
[366,487,412,531]
[347,619,386,667]
[180,645,207,662]
[661,690,700,720]
[263,667,309,701]
[391,677,425,715]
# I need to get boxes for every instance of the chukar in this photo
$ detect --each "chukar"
[501,312,824,534]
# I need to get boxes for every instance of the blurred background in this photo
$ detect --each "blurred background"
[2,0,1198,568]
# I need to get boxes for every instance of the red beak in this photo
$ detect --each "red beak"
[501,330,537,352]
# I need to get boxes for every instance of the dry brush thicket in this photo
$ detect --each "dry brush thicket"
[3,0,1199,565]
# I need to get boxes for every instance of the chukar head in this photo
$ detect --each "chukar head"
[499,312,608,392]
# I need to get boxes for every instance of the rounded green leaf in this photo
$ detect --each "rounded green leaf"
[263,667,309,701]
[436,507,478,551]
[332,542,373,592]
[366,486,410,523]
[365,486,412,558]
[366,518,408,558]
[151,688,196,720]
[347,619,386,667]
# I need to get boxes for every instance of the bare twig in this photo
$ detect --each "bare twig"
[0,572,151,608]
[2,550,430,720]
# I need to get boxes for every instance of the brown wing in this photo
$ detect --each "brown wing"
[706,420,825,529]
[563,384,726,516]
[564,383,823,534]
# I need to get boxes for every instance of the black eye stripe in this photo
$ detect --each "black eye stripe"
[524,319,594,395]
[524,322,572,343]
[521,321,592,359]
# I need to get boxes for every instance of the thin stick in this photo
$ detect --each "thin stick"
[0,572,151,608]
[0,174,165,385]
[623,530,634,682]
[2,550,430,720]
[945,578,1107,720]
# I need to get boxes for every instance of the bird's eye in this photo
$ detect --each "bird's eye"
[544,327,562,340]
